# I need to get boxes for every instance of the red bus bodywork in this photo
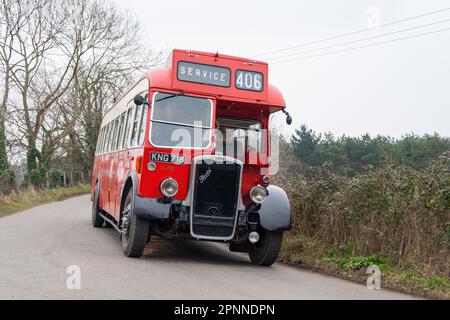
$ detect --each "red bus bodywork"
[91,49,291,263]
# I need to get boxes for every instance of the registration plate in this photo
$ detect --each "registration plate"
[150,152,186,165]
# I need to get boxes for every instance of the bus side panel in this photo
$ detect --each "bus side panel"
[113,149,130,221]
[100,153,111,213]
[108,151,119,218]
[105,152,116,214]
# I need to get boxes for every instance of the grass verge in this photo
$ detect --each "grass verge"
[0,184,91,218]
[279,234,450,299]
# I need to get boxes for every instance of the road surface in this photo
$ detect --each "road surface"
[0,195,414,299]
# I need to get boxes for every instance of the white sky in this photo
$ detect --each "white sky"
[114,0,450,138]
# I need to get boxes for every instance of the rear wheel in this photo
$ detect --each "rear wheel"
[91,182,104,228]
[121,189,149,258]
[248,229,283,266]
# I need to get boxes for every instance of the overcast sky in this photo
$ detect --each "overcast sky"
[115,0,450,138]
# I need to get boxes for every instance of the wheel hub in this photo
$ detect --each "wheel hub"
[121,204,131,236]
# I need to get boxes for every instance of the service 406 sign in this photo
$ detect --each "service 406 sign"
[177,61,264,92]
[235,70,263,92]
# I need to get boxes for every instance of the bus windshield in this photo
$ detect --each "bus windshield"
[150,92,213,149]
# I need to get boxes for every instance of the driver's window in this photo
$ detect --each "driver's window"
[216,118,262,159]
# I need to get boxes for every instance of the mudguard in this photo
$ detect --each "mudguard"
[258,185,291,232]
[134,196,172,219]
[121,171,171,220]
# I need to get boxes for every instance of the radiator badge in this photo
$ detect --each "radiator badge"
[199,168,212,184]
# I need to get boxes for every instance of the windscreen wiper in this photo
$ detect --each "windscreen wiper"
[155,92,184,103]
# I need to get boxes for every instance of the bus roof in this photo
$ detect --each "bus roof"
[147,49,286,112]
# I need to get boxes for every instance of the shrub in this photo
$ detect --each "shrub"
[275,153,450,278]
[0,169,15,194]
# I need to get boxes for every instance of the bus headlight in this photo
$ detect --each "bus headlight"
[160,178,178,197]
[250,185,267,204]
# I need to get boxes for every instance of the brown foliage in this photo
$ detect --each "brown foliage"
[274,150,450,277]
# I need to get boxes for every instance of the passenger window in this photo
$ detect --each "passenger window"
[103,126,109,153]
[112,119,119,152]
[107,123,113,153]
[95,130,100,155]
[130,104,143,147]
[104,124,110,153]
[117,113,126,151]
[97,128,104,154]
[124,106,134,148]
[101,125,107,153]
[101,127,106,153]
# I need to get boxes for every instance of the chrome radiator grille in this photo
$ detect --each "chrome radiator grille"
[190,157,242,239]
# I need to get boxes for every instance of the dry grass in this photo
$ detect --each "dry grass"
[280,234,450,299]
[0,184,91,217]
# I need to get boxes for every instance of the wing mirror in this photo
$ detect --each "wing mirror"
[282,109,292,125]
[134,94,150,106]
[286,114,292,125]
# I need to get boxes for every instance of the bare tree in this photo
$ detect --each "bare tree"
[0,0,21,173]
[2,0,162,187]
[0,0,37,189]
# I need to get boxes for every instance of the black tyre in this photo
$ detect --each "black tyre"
[121,189,150,258]
[248,229,283,266]
[91,182,104,228]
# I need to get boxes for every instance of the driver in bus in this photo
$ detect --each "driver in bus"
[216,126,245,161]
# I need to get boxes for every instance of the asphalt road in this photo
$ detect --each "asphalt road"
[0,195,414,300]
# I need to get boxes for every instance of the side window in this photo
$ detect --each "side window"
[137,105,148,146]
[101,127,106,153]
[130,104,143,147]
[117,113,126,151]
[124,106,134,149]
[95,129,100,155]
[106,123,113,153]
[97,128,104,154]
[101,125,107,153]
[103,125,109,153]
[112,119,119,152]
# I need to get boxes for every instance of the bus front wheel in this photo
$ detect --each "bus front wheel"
[248,229,283,266]
[120,189,149,258]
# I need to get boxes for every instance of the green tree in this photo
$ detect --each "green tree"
[392,133,450,169]
[291,124,322,169]
[289,125,450,176]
